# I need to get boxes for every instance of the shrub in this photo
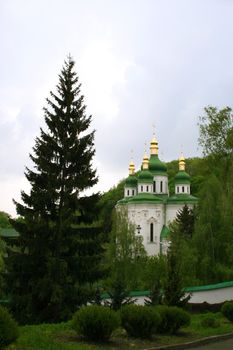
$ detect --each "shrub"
[0,306,19,348]
[156,305,191,334]
[200,314,220,328]
[221,301,233,322]
[72,305,120,342]
[121,304,161,338]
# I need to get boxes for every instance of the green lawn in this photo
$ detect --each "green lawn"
[7,313,233,350]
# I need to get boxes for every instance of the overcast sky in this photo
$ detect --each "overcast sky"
[1,0,233,216]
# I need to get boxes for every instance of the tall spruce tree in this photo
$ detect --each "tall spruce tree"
[176,204,195,239]
[6,57,103,323]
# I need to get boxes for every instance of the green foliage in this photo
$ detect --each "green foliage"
[121,304,160,338]
[104,280,136,310]
[0,238,5,297]
[0,211,11,229]
[221,301,233,322]
[98,180,125,234]
[176,204,195,239]
[200,314,220,328]
[156,305,190,334]
[163,223,191,306]
[144,255,166,306]
[192,106,233,284]
[6,57,104,324]
[198,106,233,157]
[72,305,120,342]
[104,208,146,309]
[0,305,19,348]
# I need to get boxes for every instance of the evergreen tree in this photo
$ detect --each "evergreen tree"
[6,57,103,323]
[176,204,195,239]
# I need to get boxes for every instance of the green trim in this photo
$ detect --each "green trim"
[137,179,153,184]
[160,225,170,239]
[137,169,153,183]
[0,228,19,238]
[101,281,233,299]
[117,198,129,205]
[167,194,198,204]
[175,179,191,184]
[127,193,163,204]
[175,170,190,184]
[125,175,137,187]
[185,280,233,292]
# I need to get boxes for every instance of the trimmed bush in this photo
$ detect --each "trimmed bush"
[221,301,233,322]
[200,314,220,328]
[72,305,120,342]
[121,304,161,338]
[0,306,19,348]
[156,305,191,334]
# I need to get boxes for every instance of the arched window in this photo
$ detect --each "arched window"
[150,223,154,242]
[127,190,129,196]
[141,185,143,192]
[160,181,163,192]
[177,186,179,193]
[132,189,135,196]
[146,185,149,192]
[182,186,185,193]
[153,181,156,193]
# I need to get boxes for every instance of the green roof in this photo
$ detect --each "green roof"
[175,170,191,184]
[137,169,153,183]
[125,175,137,187]
[149,155,167,175]
[167,194,198,204]
[117,198,129,205]
[160,225,170,239]
[185,280,233,292]
[102,280,233,299]
[0,228,19,238]
[127,193,163,204]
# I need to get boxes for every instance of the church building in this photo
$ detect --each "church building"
[117,134,198,256]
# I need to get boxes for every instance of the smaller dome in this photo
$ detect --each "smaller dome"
[174,171,190,184]
[125,175,137,187]
[137,169,153,183]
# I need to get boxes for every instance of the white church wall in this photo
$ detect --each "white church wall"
[127,203,164,256]
[166,203,195,225]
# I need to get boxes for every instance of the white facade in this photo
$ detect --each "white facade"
[118,141,198,256]
[127,203,164,256]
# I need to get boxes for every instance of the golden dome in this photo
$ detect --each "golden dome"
[179,153,185,171]
[142,152,149,170]
[150,135,158,155]
[129,160,135,175]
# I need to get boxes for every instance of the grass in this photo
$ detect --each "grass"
[6,312,233,350]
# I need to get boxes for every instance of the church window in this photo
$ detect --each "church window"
[141,185,143,192]
[132,190,135,195]
[160,181,163,192]
[146,185,149,192]
[127,190,129,196]
[150,223,154,242]
[177,186,179,193]
[153,181,156,193]
[182,186,184,193]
